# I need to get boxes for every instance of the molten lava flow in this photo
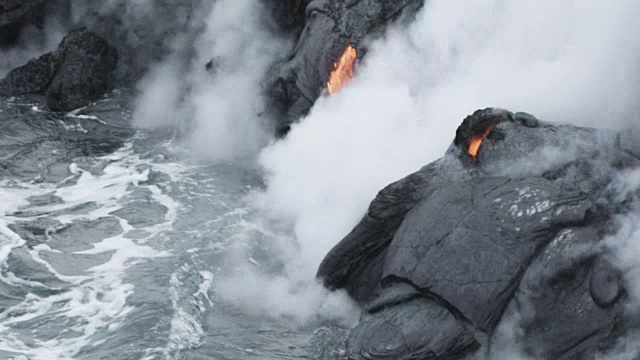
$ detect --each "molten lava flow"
[468,124,495,161]
[327,44,357,95]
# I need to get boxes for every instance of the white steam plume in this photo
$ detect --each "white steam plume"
[133,0,289,163]
[593,167,640,359]
[248,0,640,327]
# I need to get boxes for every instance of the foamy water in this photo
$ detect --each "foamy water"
[0,119,298,358]
[0,135,176,359]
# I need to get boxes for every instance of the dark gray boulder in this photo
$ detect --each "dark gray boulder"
[501,227,624,359]
[318,109,622,303]
[0,26,118,112]
[0,52,58,95]
[44,27,118,111]
[266,0,425,135]
[384,176,593,333]
[317,108,639,359]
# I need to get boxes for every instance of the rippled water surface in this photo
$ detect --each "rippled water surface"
[0,94,349,360]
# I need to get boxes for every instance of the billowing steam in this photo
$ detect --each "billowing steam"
[132,0,289,163]
[253,0,640,331]
[127,0,640,348]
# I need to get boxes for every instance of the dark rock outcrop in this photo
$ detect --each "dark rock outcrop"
[0,52,58,95]
[0,27,118,112]
[44,27,118,111]
[266,0,425,135]
[317,109,640,359]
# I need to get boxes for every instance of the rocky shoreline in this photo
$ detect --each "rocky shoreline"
[0,0,425,133]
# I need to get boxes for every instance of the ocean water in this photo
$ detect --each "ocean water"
[0,94,350,360]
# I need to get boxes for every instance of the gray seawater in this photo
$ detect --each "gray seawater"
[0,92,349,360]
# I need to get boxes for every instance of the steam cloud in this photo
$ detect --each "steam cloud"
[133,0,289,163]
[131,0,359,325]
[252,0,640,345]
[127,0,640,352]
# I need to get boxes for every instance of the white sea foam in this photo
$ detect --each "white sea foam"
[0,138,188,359]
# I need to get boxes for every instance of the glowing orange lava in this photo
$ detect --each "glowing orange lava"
[327,44,357,95]
[468,124,495,161]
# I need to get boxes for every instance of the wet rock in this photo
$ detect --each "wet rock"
[266,0,425,134]
[309,326,351,360]
[0,27,118,112]
[0,52,58,95]
[317,109,640,359]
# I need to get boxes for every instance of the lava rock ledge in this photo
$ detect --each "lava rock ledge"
[0,26,118,112]
[317,108,640,360]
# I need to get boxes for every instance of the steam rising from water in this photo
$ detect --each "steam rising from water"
[131,0,640,341]
[133,0,288,163]
[256,0,640,325]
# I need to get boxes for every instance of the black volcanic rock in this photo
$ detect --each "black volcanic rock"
[0,27,118,112]
[266,0,425,135]
[44,27,118,111]
[0,52,58,95]
[317,109,640,359]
